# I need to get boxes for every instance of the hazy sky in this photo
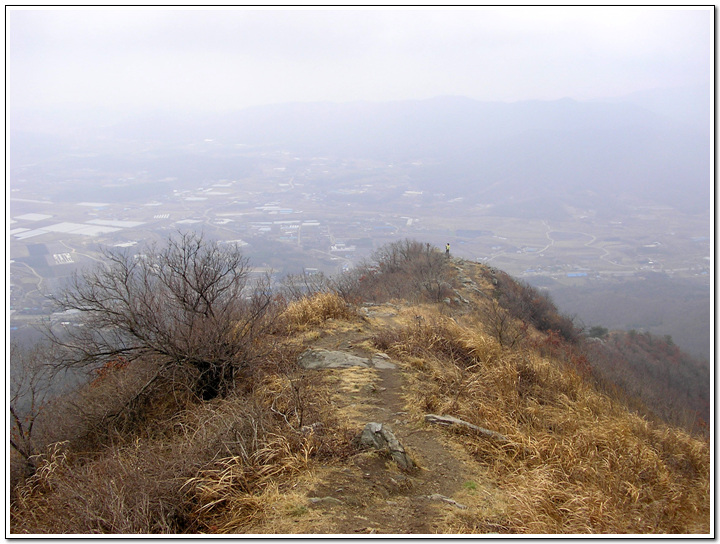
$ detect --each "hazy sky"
[8,6,713,114]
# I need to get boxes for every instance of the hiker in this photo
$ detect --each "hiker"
[445,243,450,257]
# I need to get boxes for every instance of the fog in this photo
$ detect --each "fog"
[8,7,712,116]
[8,7,713,361]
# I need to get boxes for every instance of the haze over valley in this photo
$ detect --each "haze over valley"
[9,90,711,360]
[7,8,714,536]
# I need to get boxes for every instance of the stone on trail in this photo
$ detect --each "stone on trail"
[308,496,343,506]
[357,422,416,470]
[298,349,370,369]
[371,353,397,369]
[298,348,396,369]
[427,493,468,509]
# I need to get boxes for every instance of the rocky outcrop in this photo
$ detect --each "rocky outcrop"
[356,422,416,470]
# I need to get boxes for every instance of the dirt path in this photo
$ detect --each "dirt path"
[264,306,505,535]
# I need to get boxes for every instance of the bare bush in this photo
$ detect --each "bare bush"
[355,239,452,303]
[44,232,278,403]
[10,341,56,482]
[490,269,580,343]
[483,299,528,348]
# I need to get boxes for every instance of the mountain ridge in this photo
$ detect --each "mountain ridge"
[12,91,709,213]
[10,239,710,534]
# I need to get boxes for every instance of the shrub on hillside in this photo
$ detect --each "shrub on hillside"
[353,239,453,303]
[585,330,710,433]
[489,269,580,343]
[10,343,353,534]
[44,232,280,403]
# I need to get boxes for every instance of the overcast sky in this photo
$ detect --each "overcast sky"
[8,7,713,114]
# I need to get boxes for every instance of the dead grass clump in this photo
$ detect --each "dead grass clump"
[10,366,354,535]
[281,292,357,331]
[372,311,482,368]
[494,411,710,534]
[183,433,313,533]
[11,436,195,534]
[385,311,710,534]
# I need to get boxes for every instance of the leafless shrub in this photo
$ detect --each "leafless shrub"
[482,299,529,348]
[279,271,333,301]
[10,341,53,481]
[354,239,452,303]
[44,232,280,404]
[490,269,580,343]
[10,334,353,535]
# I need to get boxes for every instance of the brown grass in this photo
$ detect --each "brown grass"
[11,278,710,535]
[373,306,710,534]
[10,337,355,535]
[280,292,358,331]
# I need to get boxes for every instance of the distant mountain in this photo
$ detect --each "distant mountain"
[594,84,711,133]
[11,91,711,214]
[145,96,712,214]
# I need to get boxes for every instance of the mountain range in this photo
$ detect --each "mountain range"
[12,85,710,216]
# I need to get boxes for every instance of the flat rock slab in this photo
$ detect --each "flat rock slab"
[298,349,396,370]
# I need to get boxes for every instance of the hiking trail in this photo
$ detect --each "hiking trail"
[245,303,509,535]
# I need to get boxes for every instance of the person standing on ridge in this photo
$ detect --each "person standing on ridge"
[445,243,450,258]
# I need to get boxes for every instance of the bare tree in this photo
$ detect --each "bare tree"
[280,270,333,301]
[359,239,450,303]
[9,341,54,477]
[483,299,528,349]
[44,232,276,401]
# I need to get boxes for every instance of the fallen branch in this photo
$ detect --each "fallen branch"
[424,414,514,445]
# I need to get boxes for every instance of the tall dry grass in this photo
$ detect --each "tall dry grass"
[10,339,354,535]
[280,292,357,331]
[373,308,710,534]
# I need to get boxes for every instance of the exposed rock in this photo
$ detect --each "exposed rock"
[356,422,416,470]
[308,496,343,506]
[300,422,324,434]
[427,493,468,509]
[298,349,370,369]
[471,286,489,298]
[371,354,396,369]
[453,292,470,304]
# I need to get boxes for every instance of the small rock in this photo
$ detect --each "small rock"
[308,496,343,506]
[300,422,324,434]
[427,493,468,509]
[371,356,397,369]
[356,422,416,470]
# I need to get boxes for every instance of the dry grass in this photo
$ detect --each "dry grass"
[10,342,355,535]
[11,277,710,535]
[280,292,358,331]
[373,306,710,534]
